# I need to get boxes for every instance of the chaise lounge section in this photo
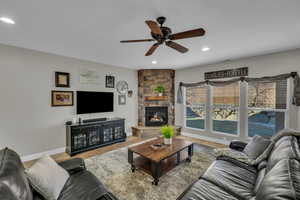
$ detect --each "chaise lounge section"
[178,132,300,200]
[0,148,118,200]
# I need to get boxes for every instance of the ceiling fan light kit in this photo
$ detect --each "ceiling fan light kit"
[120,16,206,56]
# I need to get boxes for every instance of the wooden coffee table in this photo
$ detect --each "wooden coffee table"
[128,137,194,185]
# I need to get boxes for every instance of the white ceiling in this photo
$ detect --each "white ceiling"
[0,0,300,69]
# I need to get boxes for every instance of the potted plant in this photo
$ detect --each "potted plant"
[161,125,174,145]
[154,85,165,96]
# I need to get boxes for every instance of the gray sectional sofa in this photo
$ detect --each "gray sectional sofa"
[178,131,300,200]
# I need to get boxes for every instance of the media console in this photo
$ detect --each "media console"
[66,118,126,156]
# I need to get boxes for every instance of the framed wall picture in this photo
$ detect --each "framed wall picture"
[106,75,115,88]
[128,90,133,97]
[79,69,101,84]
[118,95,126,105]
[55,72,70,87]
[51,91,74,107]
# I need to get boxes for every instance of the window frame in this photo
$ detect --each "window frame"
[182,79,291,138]
[183,86,207,131]
[210,82,241,137]
[246,79,291,138]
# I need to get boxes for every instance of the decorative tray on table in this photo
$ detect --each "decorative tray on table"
[150,143,167,150]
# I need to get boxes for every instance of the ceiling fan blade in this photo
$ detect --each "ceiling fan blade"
[166,41,189,53]
[120,39,154,43]
[145,20,163,36]
[145,43,160,56]
[169,28,205,40]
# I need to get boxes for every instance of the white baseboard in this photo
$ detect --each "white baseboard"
[182,132,230,145]
[21,147,66,162]
[21,132,138,163]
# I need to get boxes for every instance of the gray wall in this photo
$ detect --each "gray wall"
[175,49,300,142]
[0,44,138,157]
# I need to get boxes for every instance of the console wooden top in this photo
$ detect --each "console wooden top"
[128,137,193,163]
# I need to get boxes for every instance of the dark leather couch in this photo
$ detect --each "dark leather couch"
[178,134,300,200]
[0,148,118,200]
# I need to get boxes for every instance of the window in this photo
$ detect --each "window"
[183,78,290,138]
[212,83,240,135]
[247,80,288,137]
[185,86,207,130]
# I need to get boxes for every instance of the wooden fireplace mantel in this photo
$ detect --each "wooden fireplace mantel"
[144,96,168,101]
[131,126,181,139]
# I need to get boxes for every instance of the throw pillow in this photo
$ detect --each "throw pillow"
[243,135,271,160]
[25,155,69,200]
[214,148,253,165]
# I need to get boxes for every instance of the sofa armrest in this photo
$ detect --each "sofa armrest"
[97,192,119,200]
[229,140,248,152]
[58,158,86,174]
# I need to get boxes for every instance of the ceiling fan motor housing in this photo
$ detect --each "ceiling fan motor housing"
[156,16,166,25]
[151,26,172,43]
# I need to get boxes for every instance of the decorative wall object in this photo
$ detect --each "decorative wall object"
[204,67,248,80]
[51,91,74,106]
[105,75,115,88]
[127,90,133,97]
[118,95,126,105]
[116,81,129,94]
[79,69,101,84]
[55,72,70,87]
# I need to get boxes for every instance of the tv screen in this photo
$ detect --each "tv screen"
[77,91,114,114]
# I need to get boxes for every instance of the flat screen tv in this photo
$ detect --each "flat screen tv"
[77,91,114,114]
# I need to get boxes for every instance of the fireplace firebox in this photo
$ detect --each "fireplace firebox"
[145,107,168,127]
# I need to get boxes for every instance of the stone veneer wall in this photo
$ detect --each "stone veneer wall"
[138,69,175,126]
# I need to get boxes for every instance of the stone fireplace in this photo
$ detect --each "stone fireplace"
[145,106,168,126]
[138,69,175,126]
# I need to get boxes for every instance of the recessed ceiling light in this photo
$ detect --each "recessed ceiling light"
[201,47,210,52]
[0,17,15,25]
[152,60,157,64]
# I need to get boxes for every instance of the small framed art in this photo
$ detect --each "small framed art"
[118,95,126,105]
[128,90,133,97]
[105,75,115,88]
[55,72,70,87]
[51,91,74,106]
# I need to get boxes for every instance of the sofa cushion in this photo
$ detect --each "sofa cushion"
[214,148,252,165]
[58,158,86,175]
[267,136,300,171]
[243,135,271,160]
[58,170,110,200]
[0,183,19,200]
[0,148,33,200]
[202,159,256,200]
[178,179,239,200]
[25,155,69,200]
[256,159,300,200]
[254,168,266,194]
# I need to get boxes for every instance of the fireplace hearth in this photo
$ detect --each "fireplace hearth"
[145,107,168,127]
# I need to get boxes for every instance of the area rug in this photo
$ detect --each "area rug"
[85,142,215,200]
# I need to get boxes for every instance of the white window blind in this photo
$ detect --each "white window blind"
[211,82,240,135]
[185,86,207,130]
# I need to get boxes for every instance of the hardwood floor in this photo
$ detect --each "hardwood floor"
[23,136,226,168]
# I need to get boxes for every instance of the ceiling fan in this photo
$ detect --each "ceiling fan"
[120,16,206,56]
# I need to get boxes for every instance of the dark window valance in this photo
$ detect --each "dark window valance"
[177,72,300,106]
